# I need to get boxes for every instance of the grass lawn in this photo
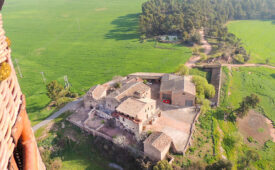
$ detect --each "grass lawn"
[36,112,112,170]
[227,20,275,65]
[2,0,191,125]
[225,67,275,122]
[219,67,275,169]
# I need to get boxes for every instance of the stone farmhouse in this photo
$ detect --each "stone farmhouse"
[160,74,196,107]
[79,72,198,161]
[115,97,157,135]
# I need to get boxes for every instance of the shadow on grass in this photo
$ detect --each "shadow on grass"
[271,73,275,79]
[105,13,140,41]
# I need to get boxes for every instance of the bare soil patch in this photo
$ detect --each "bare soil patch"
[237,110,275,145]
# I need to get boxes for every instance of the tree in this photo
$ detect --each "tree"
[46,80,66,101]
[237,94,260,118]
[46,80,77,106]
[192,75,215,101]
[175,64,189,75]
[153,160,173,170]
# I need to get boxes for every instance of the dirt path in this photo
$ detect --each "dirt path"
[186,29,211,68]
[199,29,212,55]
[222,63,275,69]
[32,98,83,132]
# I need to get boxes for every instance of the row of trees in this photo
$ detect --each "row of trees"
[140,0,275,39]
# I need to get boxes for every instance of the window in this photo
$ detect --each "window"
[162,93,171,100]
[185,100,194,106]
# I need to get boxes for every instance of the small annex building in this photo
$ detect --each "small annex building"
[115,97,156,135]
[144,132,172,161]
[160,74,196,107]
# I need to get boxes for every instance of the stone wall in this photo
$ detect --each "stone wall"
[118,116,142,135]
[182,110,201,154]
[144,142,161,161]
[172,91,195,107]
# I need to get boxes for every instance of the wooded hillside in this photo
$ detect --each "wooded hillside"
[140,0,275,37]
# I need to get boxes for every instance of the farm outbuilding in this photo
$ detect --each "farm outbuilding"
[144,132,172,161]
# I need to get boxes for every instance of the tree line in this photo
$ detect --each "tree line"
[140,0,275,39]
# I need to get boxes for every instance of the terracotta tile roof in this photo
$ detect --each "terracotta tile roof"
[144,132,172,152]
[116,98,147,118]
[87,84,108,100]
[160,74,196,95]
[183,76,196,96]
[108,82,150,101]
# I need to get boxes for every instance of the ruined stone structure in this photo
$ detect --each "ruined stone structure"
[0,11,45,170]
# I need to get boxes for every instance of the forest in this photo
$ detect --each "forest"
[140,0,275,38]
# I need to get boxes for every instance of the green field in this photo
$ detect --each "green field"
[228,20,275,65]
[2,0,191,125]
[222,67,275,122]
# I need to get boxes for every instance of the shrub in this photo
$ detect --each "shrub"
[247,136,253,143]
[200,53,208,61]
[205,84,215,99]
[234,54,245,63]
[206,159,232,170]
[201,99,211,114]
[189,147,196,153]
[46,80,66,101]
[191,32,201,44]
[192,46,200,55]
[0,62,11,81]
[56,97,73,107]
[140,34,146,43]
[222,134,237,155]
[175,64,189,75]
[204,154,215,164]
[153,160,173,170]
[114,82,122,89]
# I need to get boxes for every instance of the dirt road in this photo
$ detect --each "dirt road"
[32,98,83,132]
[186,29,211,68]
[199,29,212,55]
[222,63,275,69]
